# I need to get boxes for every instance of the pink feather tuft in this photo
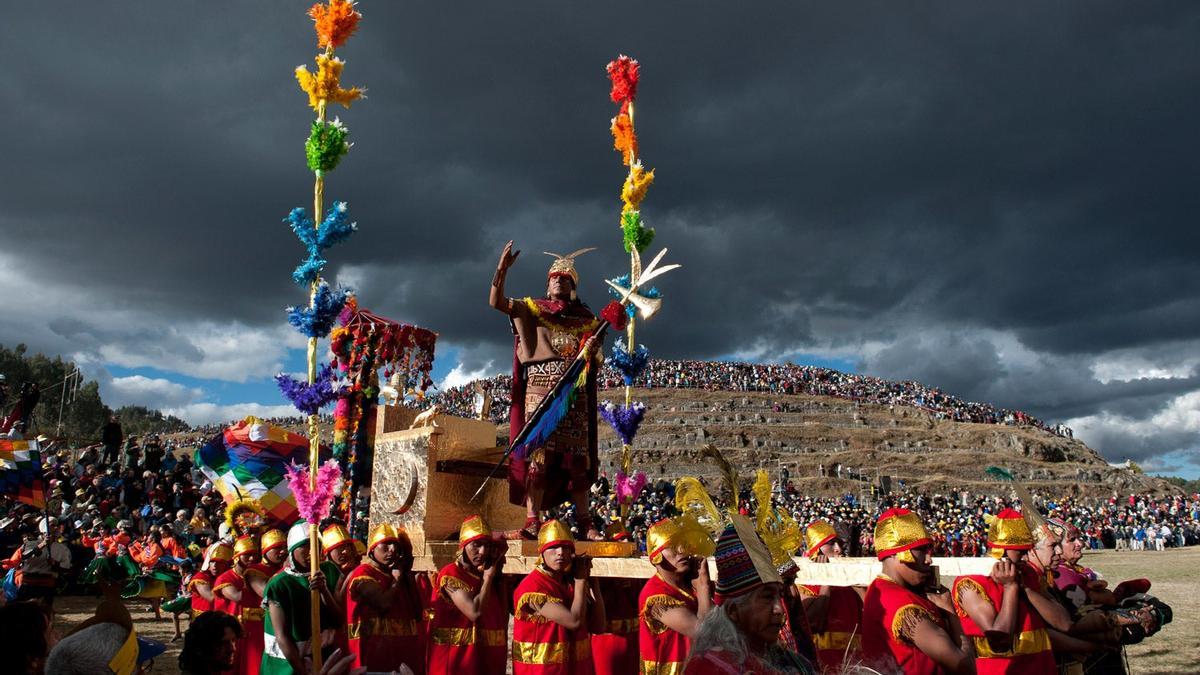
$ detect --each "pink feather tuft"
[616,470,648,506]
[287,460,343,523]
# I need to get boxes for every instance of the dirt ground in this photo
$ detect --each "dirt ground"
[51,547,1198,675]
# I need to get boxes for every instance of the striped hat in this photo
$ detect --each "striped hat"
[713,513,782,603]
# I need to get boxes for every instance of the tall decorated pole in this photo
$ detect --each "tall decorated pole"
[603,55,672,522]
[276,1,364,670]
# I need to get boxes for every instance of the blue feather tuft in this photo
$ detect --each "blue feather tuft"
[607,338,650,385]
[286,281,352,337]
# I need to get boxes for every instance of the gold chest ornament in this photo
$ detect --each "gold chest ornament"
[550,330,580,359]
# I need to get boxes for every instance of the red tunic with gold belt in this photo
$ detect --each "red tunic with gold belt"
[344,563,425,674]
[951,571,1055,675]
[638,573,698,675]
[862,575,948,675]
[799,584,864,673]
[513,566,593,675]
[428,561,508,675]
[213,566,268,675]
[592,579,639,675]
[189,570,215,617]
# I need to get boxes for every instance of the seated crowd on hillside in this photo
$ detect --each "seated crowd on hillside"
[431,358,1075,438]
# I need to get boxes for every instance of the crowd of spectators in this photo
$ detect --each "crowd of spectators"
[432,358,1075,437]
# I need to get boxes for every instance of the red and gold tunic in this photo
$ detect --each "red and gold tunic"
[188,569,215,618]
[638,573,698,675]
[799,584,864,673]
[513,566,593,675]
[862,575,948,675]
[428,561,508,675]
[213,566,268,675]
[344,563,425,674]
[951,572,1054,675]
[593,579,639,675]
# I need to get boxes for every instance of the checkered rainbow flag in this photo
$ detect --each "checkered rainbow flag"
[195,417,331,527]
[0,439,46,509]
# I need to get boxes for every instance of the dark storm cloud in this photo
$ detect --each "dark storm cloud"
[4,1,1200,462]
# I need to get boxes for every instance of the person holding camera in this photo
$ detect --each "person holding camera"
[511,519,606,674]
[428,515,508,675]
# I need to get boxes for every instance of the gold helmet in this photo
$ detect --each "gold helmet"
[873,508,931,563]
[260,529,287,555]
[543,248,596,289]
[208,542,234,563]
[368,523,406,552]
[320,524,353,555]
[233,535,260,559]
[804,520,839,559]
[537,519,574,554]
[986,508,1033,558]
[458,515,492,549]
[646,515,715,565]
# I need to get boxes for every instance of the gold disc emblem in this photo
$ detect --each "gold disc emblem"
[550,330,580,359]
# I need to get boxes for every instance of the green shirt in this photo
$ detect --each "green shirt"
[261,561,343,675]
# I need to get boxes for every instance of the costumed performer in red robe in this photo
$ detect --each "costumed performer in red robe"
[343,523,425,673]
[796,520,864,673]
[213,535,269,675]
[429,515,509,675]
[512,519,606,674]
[638,516,714,675]
[489,241,604,540]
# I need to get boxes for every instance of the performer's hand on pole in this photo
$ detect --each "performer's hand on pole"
[572,555,592,581]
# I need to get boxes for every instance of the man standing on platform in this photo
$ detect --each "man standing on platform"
[213,535,269,675]
[429,515,508,675]
[797,520,864,673]
[343,523,425,673]
[489,240,605,540]
[262,521,344,675]
[512,519,606,674]
[639,517,714,675]
[861,508,973,675]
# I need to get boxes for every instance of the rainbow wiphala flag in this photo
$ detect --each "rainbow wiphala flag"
[0,439,46,509]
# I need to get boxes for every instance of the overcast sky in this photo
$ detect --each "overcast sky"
[2,2,1199,476]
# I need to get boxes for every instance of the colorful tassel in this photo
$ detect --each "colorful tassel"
[512,359,590,461]
[615,470,648,506]
[599,400,646,445]
[621,210,655,253]
[286,460,343,523]
[608,338,649,385]
[611,112,637,166]
[296,53,365,111]
[606,54,640,104]
[276,364,342,415]
[305,118,351,175]
[309,0,361,50]
[286,282,351,337]
[621,162,655,211]
[600,300,628,331]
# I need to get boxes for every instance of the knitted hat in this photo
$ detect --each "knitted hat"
[873,508,931,563]
[260,529,287,554]
[804,520,838,559]
[987,508,1033,555]
[537,519,574,554]
[287,521,312,553]
[646,515,715,565]
[713,513,782,602]
[458,515,492,549]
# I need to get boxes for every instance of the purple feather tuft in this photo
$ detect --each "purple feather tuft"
[276,364,340,415]
[599,400,647,445]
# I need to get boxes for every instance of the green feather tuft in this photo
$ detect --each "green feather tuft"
[305,119,351,174]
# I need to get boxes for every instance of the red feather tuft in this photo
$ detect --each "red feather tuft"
[606,55,640,104]
[601,301,628,331]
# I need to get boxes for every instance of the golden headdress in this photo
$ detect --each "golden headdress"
[543,247,597,286]
[368,523,406,552]
[804,519,839,559]
[459,515,492,549]
[537,519,575,554]
[261,529,287,554]
[751,470,803,574]
[674,476,724,536]
[986,508,1033,558]
[320,524,353,554]
[873,508,931,563]
[233,535,260,559]
[646,515,716,565]
[223,497,265,538]
[206,542,234,565]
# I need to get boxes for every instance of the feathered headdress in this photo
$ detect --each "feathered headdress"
[701,444,739,509]
[751,470,804,572]
[224,497,266,538]
[674,477,723,537]
[543,247,597,287]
